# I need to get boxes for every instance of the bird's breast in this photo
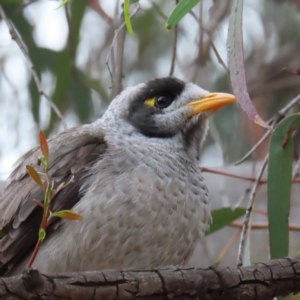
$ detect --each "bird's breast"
[78,141,211,266]
[35,139,211,272]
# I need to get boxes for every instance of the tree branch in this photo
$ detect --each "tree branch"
[237,154,269,266]
[1,255,300,299]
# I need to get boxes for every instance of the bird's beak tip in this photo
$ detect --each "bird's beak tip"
[186,92,236,117]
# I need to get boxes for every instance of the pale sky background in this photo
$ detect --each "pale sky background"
[0,0,263,180]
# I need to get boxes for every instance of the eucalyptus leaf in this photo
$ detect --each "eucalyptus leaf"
[227,0,268,128]
[124,0,135,35]
[205,207,246,236]
[268,113,300,259]
[166,0,200,30]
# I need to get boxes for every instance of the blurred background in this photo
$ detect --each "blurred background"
[1,0,300,177]
[1,0,300,281]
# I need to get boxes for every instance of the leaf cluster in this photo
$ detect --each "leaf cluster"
[26,131,82,267]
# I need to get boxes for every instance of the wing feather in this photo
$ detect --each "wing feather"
[0,124,108,275]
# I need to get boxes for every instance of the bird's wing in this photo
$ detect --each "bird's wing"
[0,124,107,275]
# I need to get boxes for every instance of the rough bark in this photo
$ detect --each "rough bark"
[0,255,300,299]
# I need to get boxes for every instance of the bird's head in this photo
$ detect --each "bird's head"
[102,77,235,159]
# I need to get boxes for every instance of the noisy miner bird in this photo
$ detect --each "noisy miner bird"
[0,77,235,275]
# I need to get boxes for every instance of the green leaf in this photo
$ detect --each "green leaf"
[166,0,200,30]
[0,0,23,3]
[227,0,268,129]
[3,3,41,125]
[124,0,134,36]
[47,49,71,133]
[130,0,139,3]
[26,165,44,188]
[70,0,88,50]
[56,0,68,10]
[52,210,83,221]
[39,131,49,166]
[268,113,300,259]
[39,228,46,241]
[205,208,246,236]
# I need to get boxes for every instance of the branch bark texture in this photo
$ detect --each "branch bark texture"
[1,255,300,299]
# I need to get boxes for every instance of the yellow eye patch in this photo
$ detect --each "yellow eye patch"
[145,97,156,107]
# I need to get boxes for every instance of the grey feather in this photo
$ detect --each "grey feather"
[0,77,220,276]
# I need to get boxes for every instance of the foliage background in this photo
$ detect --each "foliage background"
[1,1,300,295]
[2,0,300,175]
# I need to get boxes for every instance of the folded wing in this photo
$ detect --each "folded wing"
[0,125,107,275]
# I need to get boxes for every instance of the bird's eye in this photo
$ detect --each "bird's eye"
[155,95,172,108]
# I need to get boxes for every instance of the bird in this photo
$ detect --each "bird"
[0,76,235,276]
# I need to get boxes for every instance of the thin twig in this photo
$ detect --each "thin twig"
[278,92,300,115]
[27,161,52,268]
[200,167,266,183]
[148,0,169,20]
[169,0,179,76]
[232,188,251,210]
[209,38,229,73]
[235,93,300,165]
[89,0,113,23]
[234,128,272,165]
[231,221,300,231]
[237,154,269,267]
[112,13,126,97]
[235,117,278,166]
[215,229,241,264]
[200,166,300,184]
[0,5,67,130]
[253,209,268,217]
[106,4,140,89]
[189,10,229,73]
[27,239,42,268]
[235,112,285,166]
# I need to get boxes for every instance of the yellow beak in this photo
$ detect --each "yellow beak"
[185,93,236,117]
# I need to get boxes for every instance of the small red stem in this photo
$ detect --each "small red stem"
[231,221,300,231]
[27,239,42,268]
[27,169,52,268]
[200,167,300,184]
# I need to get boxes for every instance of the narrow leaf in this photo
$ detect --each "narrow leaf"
[268,113,300,259]
[52,210,83,221]
[227,0,269,129]
[39,131,49,163]
[26,165,44,188]
[50,176,75,201]
[166,0,200,30]
[205,208,246,236]
[32,199,44,208]
[56,0,68,9]
[124,0,134,36]
[49,182,65,201]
